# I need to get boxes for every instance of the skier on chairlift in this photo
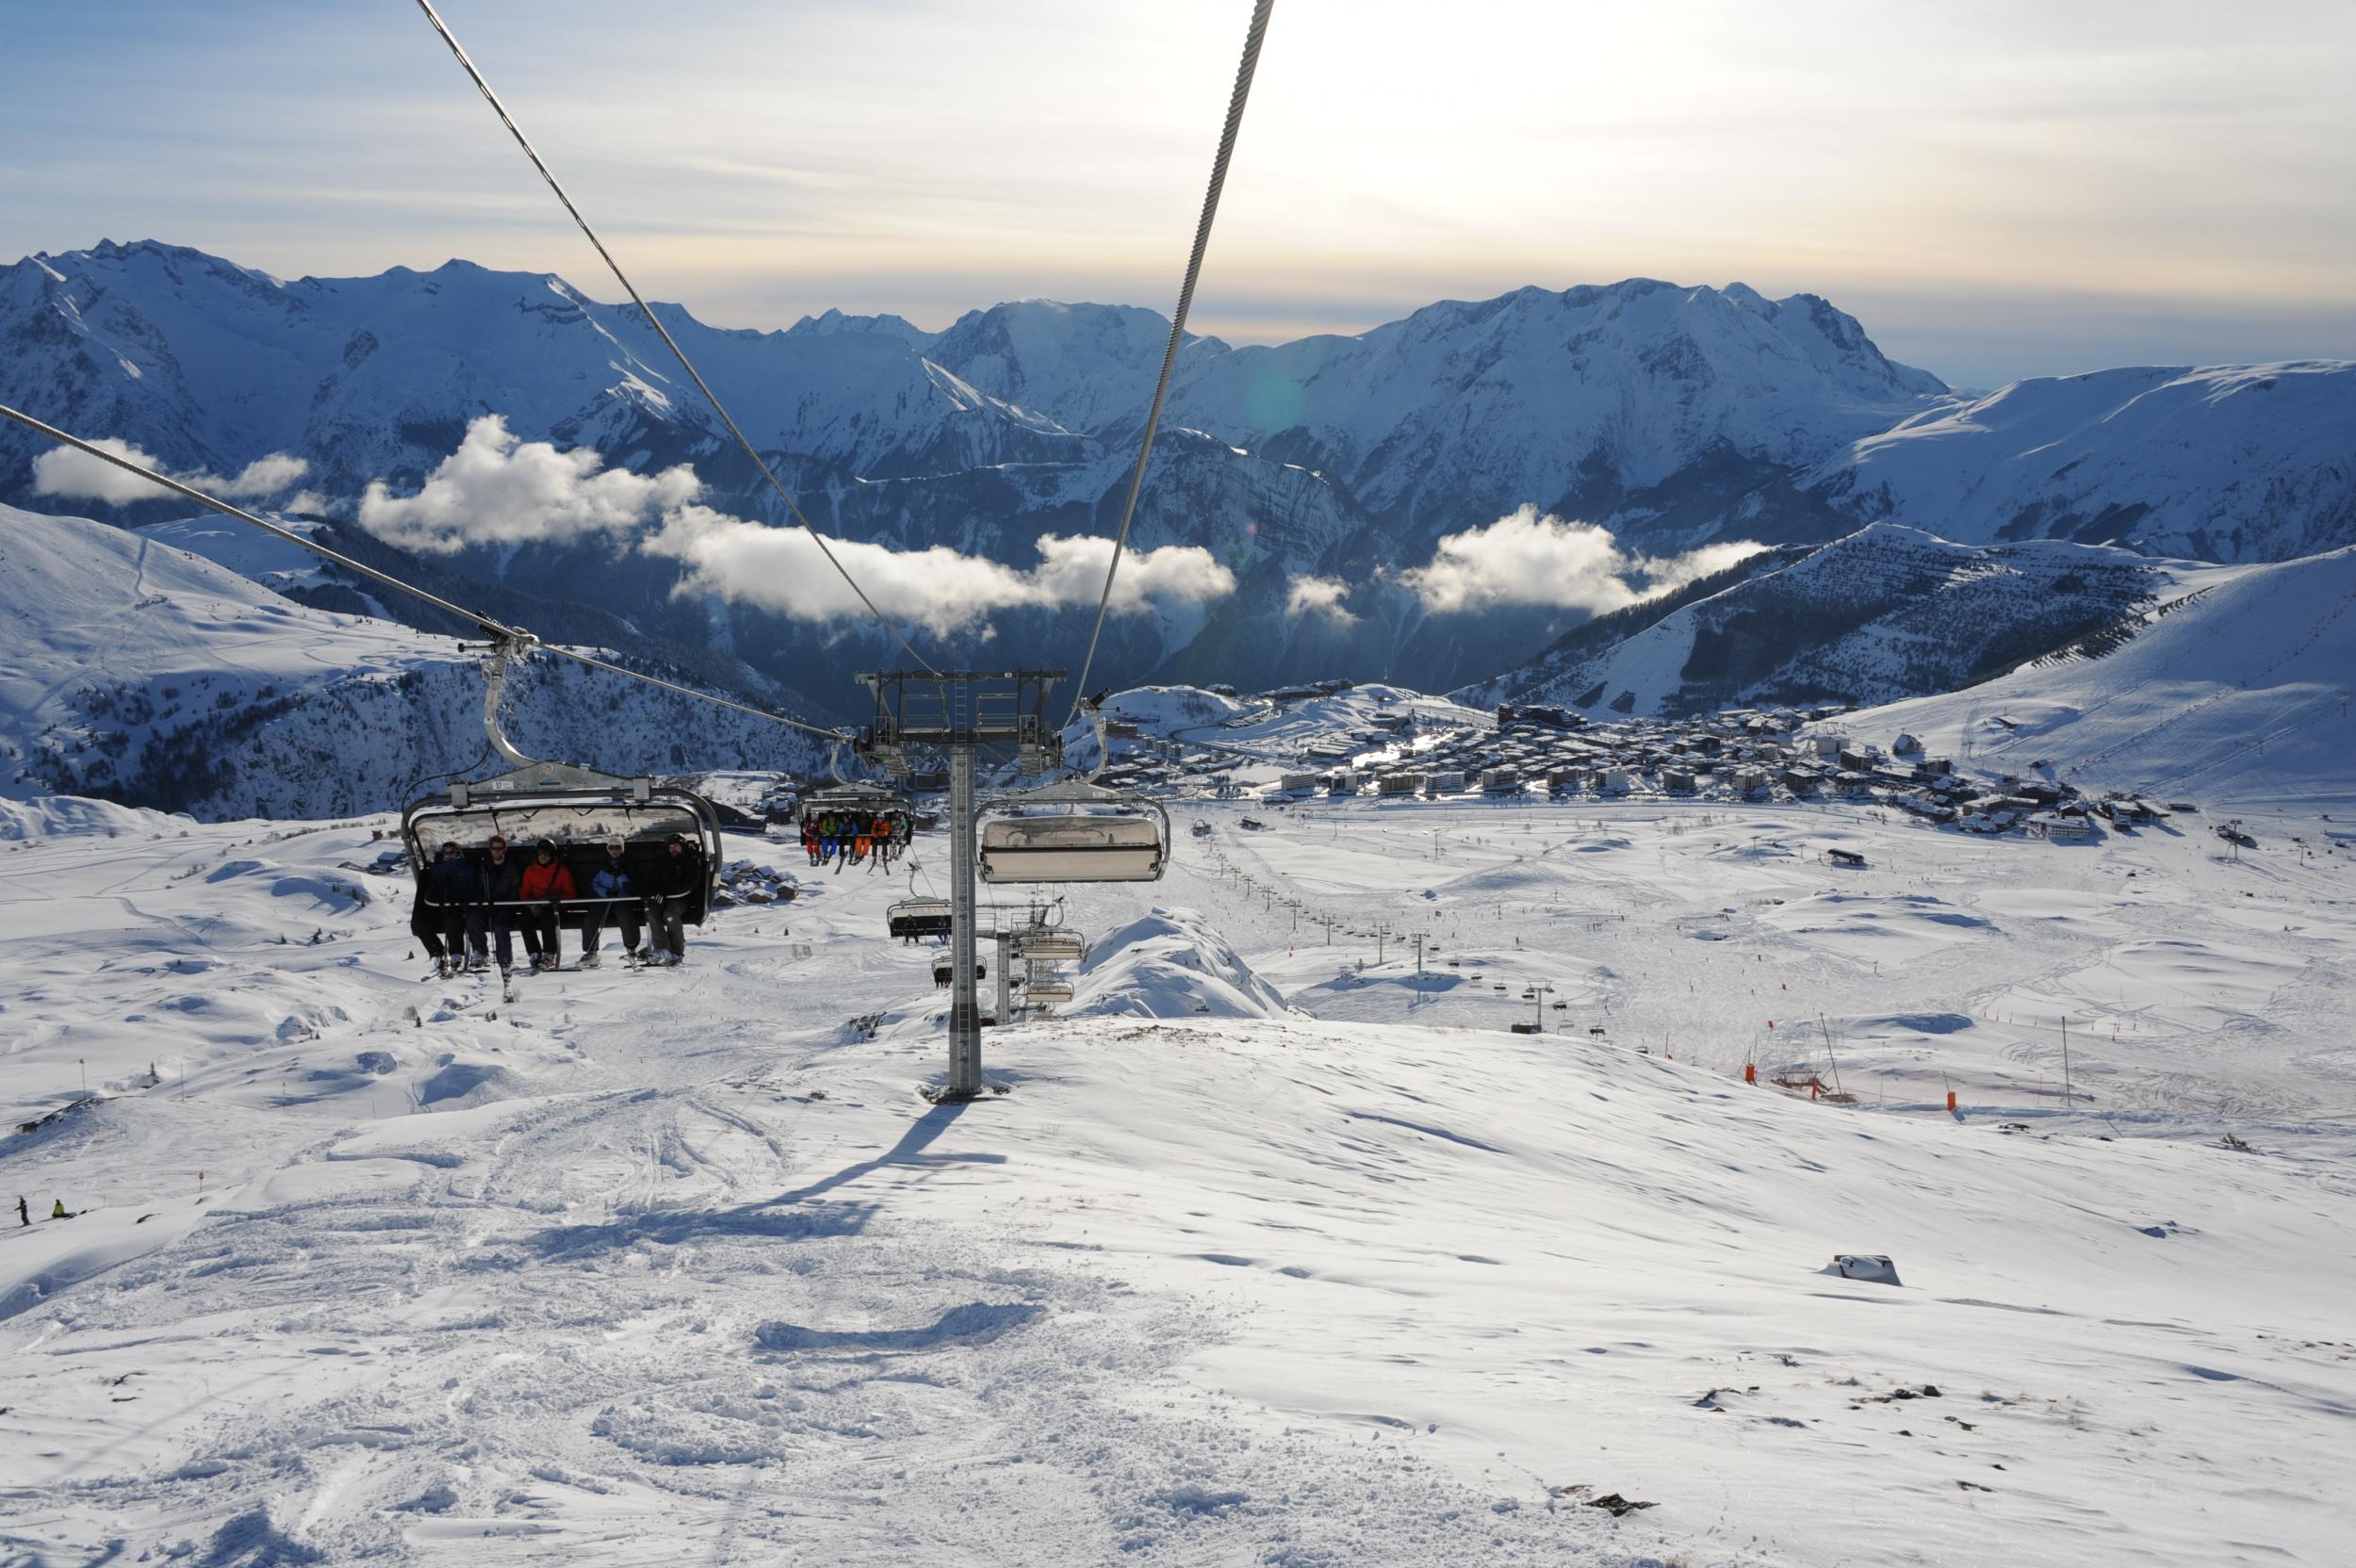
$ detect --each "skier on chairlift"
[517,837,576,973]
[417,840,474,977]
[470,834,523,978]
[646,831,701,966]
[581,834,641,968]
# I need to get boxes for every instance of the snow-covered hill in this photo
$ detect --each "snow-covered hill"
[1467,525,2185,718]
[1835,545,2356,809]
[0,502,824,818]
[1801,361,2356,563]
[5,770,2353,1563]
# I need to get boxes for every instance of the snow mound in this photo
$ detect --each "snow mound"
[1097,685,1252,734]
[1072,906,1290,1020]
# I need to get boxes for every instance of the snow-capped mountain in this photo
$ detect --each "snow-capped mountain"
[1800,361,2356,563]
[1464,525,2186,718]
[8,239,2355,706]
[0,502,825,819]
[1162,278,1949,542]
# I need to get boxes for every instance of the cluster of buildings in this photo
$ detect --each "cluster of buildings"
[1217,698,2179,841]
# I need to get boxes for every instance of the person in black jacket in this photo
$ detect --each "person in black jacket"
[468,834,524,976]
[414,841,476,977]
[645,832,703,966]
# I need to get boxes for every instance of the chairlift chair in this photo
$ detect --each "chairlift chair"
[932,956,987,987]
[977,779,1170,884]
[799,778,916,870]
[1024,978,1075,1005]
[886,897,954,940]
[1012,930,1086,963]
[401,636,721,930]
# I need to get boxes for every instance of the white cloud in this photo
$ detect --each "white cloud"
[32,437,310,506]
[645,505,1235,636]
[357,415,698,554]
[1397,506,1765,615]
[1284,575,1357,624]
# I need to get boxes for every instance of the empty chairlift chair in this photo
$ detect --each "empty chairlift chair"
[978,780,1170,885]
[1012,930,1086,964]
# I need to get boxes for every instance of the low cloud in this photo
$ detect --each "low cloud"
[1284,575,1357,624]
[1397,506,1765,615]
[357,415,698,554]
[646,506,1235,636]
[33,438,310,506]
[352,416,1234,629]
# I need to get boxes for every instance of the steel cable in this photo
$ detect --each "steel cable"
[411,0,938,675]
[0,402,850,743]
[1064,0,1275,724]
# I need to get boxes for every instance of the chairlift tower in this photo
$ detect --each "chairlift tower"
[856,669,1065,1101]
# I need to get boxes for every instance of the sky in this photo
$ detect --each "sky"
[4,0,2351,388]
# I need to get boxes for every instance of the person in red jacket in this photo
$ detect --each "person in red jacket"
[517,837,577,972]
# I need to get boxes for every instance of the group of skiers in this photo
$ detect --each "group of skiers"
[410,831,705,978]
[800,808,910,873]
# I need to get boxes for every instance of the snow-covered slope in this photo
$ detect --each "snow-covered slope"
[0,502,823,817]
[1474,525,2184,718]
[5,776,2353,1564]
[1837,545,2356,808]
[1803,361,2356,563]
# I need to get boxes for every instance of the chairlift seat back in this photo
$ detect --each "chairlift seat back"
[887,898,955,939]
[980,813,1165,883]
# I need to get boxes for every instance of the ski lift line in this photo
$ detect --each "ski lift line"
[0,401,514,635]
[1063,0,1275,725]
[408,0,939,678]
[0,401,851,743]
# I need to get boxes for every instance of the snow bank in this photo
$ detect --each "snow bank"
[1072,906,1291,1020]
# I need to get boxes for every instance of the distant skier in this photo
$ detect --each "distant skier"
[646,832,703,966]
[50,1199,69,1220]
[15,1195,25,1227]
[517,838,577,973]
[469,835,524,978]
[581,836,641,968]
[417,841,475,977]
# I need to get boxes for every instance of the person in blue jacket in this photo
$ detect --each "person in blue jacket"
[580,835,643,967]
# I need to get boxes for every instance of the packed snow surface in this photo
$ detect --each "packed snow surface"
[5,782,2354,1564]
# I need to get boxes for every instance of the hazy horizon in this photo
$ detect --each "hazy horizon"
[6,0,2351,387]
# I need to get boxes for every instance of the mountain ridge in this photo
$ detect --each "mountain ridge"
[8,238,2353,704]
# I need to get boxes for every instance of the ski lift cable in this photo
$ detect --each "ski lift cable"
[1062,0,1275,727]
[0,403,851,743]
[410,0,939,678]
